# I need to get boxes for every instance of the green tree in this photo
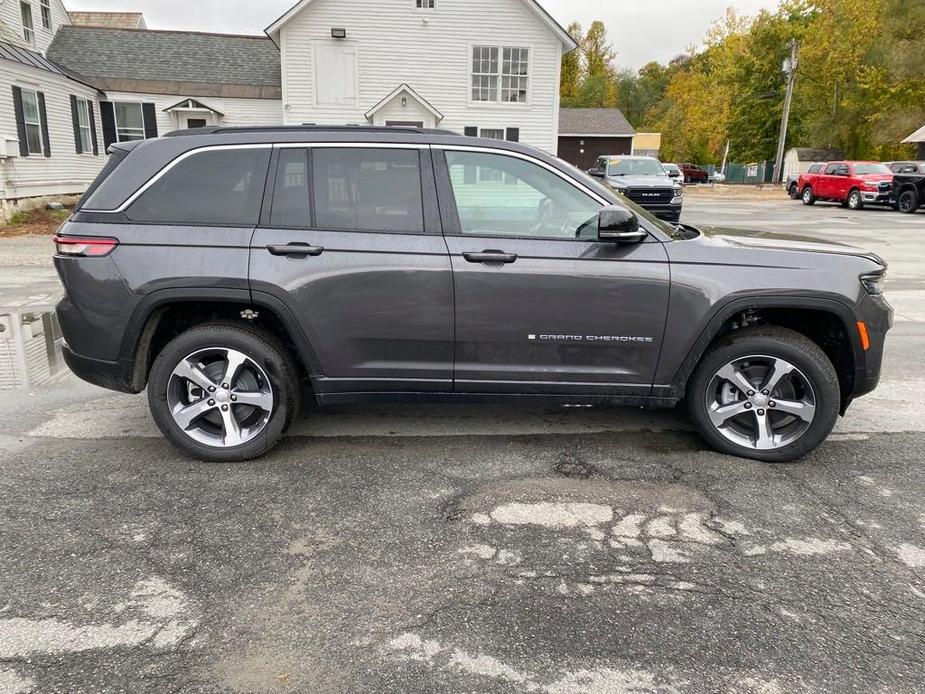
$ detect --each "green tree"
[559,21,583,103]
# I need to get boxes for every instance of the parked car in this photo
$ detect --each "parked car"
[588,155,683,223]
[54,125,891,463]
[890,167,925,214]
[786,163,824,198]
[798,161,893,210]
[678,163,709,184]
[663,163,682,181]
[887,161,925,175]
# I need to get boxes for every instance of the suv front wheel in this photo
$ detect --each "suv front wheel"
[687,327,840,462]
[148,322,300,462]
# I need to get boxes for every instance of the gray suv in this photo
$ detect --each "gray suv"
[54,126,892,463]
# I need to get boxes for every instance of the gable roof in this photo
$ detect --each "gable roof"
[787,147,844,161]
[68,11,147,29]
[558,108,635,136]
[47,26,281,99]
[364,83,443,121]
[903,124,925,144]
[264,0,577,51]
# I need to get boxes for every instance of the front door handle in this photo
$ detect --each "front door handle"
[462,250,518,264]
[267,243,324,257]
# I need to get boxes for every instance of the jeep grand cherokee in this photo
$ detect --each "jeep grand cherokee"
[54,126,892,463]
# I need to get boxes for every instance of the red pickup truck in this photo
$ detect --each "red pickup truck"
[798,161,893,210]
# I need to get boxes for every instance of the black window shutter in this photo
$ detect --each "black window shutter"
[505,127,519,142]
[100,101,116,150]
[142,102,158,138]
[11,86,28,157]
[463,126,478,137]
[88,101,99,155]
[70,95,82,154]
[37,92,51,157]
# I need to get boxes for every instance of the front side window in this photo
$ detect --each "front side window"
[445,150,601,240]
[126,148,270,226]
[270,148,310,227]
[20,2,34,44]
[77,98,92,153]
[20,88,42,154]
[40,0,51,29]
[471,45,529,103]
[114,102,145,142]
[312,148,424,233]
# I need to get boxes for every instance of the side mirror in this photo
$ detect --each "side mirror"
[598,205,646,243]
[588,168,603,177]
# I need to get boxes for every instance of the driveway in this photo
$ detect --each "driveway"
[0,197,923,694]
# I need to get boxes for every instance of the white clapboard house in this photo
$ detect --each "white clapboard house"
[0,0,574,215]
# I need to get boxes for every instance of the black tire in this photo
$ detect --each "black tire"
[147,321,301,462]
[801,186,815,205]
[788,183,798,199]
[897,189,919,214]
[847,189,864,210]
[687,326,840,463]
[684,175,691,183]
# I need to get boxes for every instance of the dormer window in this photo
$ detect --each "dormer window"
[415,0,435,8]
[40,0,52,30]
[20,1,34,45]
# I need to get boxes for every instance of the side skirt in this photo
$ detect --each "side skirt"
[314,391,680,409]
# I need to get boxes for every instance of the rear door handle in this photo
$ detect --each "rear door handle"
[462,250,518,264]
[267,243,324,257]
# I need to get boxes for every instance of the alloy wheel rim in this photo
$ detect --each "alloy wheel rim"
[166,347,274,448]
[849,192,860,208]
[899,192,915,212]
[705,354,816,451]
[803,189,812,203]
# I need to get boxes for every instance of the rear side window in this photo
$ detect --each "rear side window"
[270,148,310,227]
[126,147,270,226]
[311,148,423,233]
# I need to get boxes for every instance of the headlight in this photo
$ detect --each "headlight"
[860,272,885,295]
[673,186,683,196]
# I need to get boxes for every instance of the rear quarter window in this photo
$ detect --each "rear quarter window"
[125,147,271,226]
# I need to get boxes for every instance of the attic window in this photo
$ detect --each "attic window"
[415,0,435,7]
[40,0,51,29]
[20,2,34,45]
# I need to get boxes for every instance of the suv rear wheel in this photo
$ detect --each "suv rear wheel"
[147,322,300,462]
[687,327,840,462]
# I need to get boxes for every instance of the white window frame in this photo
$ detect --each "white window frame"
[76,98,92,153]
[469,44,531,106]
[20,1,35,45]
[113,101,146,142]
[20,87,43,155]
[413,0,435,8]
[39,0,51,30]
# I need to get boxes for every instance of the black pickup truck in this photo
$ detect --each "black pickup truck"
[889,161,925,213]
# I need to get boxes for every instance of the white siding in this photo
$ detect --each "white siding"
[0,0,70,54]
[279,0,564,152]
[102,91,283,136]
[0,59,104,199]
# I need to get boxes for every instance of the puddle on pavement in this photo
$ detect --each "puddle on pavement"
[0,309,67,390]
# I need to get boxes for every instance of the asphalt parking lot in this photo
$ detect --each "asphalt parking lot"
[1,196,923,693]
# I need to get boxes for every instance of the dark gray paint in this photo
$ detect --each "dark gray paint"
[55,127,891,410]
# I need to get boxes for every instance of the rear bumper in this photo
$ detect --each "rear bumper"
[62,342,138,394]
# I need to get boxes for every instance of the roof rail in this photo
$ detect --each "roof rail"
[164,124,459,137]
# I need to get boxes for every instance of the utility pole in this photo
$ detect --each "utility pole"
[773,40,798,183]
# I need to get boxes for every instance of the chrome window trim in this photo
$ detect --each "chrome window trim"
[435,144,610,206]
[276,142,430,149]
[83,144,273,213]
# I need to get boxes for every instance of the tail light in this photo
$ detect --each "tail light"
[54,235,118,257]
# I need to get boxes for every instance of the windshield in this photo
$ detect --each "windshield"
[606,158,666,177]
[854,163,890,175]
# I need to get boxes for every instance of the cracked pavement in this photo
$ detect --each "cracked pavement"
[0,199,923,693]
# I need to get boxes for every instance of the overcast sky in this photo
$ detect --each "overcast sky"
[64,0,781,70]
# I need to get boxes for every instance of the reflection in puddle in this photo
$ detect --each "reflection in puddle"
[0,310,66,390]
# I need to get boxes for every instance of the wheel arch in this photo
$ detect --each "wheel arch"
[666,296,863,413]
[119,288,323,392]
